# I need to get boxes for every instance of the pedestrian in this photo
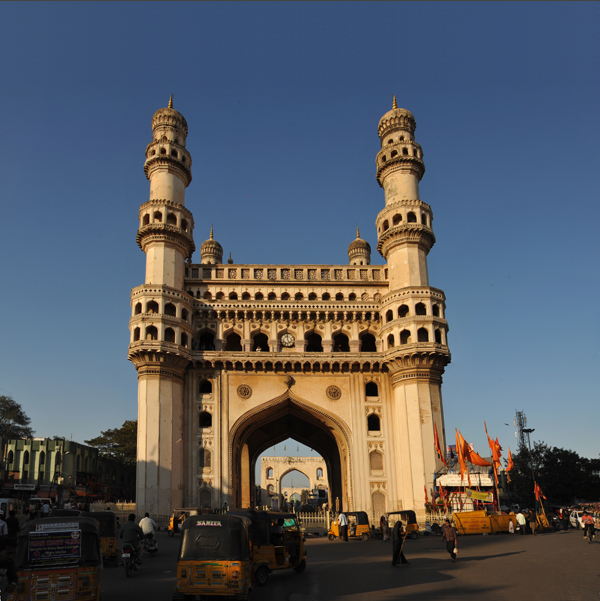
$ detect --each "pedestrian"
[380,514,390,541]
[529,509,537,536]
[0,537,18,599]
[5,512,19,541]
[441,518,458,562]
[516,510,526,535]
[391,520,410,566]
[0,513,8,539]
[582,512,595,540]
[338,511,349,542]
[41,502,50,517]
[508,518,515,534]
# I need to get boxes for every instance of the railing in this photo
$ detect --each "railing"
[294,510,331,536]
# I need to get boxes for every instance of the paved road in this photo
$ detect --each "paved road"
[100,528,598,601]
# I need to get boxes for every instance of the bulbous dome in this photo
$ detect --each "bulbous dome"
[151,96,188,136]
[378,96,416,140]
[200,227,223,264]
[348,227,371,266]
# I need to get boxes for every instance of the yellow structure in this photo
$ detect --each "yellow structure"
[129,98,451,522]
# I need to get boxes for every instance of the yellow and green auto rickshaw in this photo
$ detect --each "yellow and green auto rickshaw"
[328,511,371,541]
[229,509,307,586]
[7,516,102,601]
[83,511,119,566]
[168,508,200,537]
[387,510,419,539]
[172,513,253,601]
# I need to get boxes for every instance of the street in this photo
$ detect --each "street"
[100,528,598,601]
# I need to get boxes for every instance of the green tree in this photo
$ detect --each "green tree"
[85,420,137,466]
[0,395,34,439]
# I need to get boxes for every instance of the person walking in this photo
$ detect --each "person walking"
[441,518,458,562]
[391,520,410,566]
[516,510,526,535]
[5,512,19,541]
[338,511,348,542]
[529,509,537,536]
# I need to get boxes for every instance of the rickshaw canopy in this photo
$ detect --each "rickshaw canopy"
[345,511,370,526]
[178,514,252,562]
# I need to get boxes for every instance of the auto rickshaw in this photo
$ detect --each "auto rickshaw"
[387,510,419,539]
[328,511,371,541]
[229,509,307,586]
[168,507,199,537]
[7,516,102,601]
[83,511,119,566]
[172,513,252,601]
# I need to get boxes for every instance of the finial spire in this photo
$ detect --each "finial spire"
[168,95,173,109]
[210,226,213,239]
[392,95,397,109]
[357,226,360,239]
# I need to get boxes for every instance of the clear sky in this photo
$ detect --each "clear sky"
[1,3,598,483]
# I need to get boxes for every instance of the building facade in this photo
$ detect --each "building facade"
[129,97,451,522]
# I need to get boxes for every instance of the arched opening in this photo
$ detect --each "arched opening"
[335,293,344,301]
[229,394,347,509]
[199,411,212,428]
[182,309,188,321]
[317,468,323,478]
[281,292,290,301]
[415,302,427,315]
[181,333,188,347]
[370,451,383,473]
[268,292,277,300]
[305,333,323,352]
[386,310,393,322]
[166,213,177,226]
[255,292,264,300]
[133,327,140,341]
[418,327,429,342]
[229,292,238,300]
[308,293,317,301]
[295,292,303,301]
[216,292,224,300]
[332,332,349,352]
[199,448,212,470]
[367,414,381,431]
[145,326,158,340]
[197,331,215,350]
[225,332,242,351]
[146,301,159,314]
[153,211,162,222]
[164,328,175,343]
[252,333,269,352]
[407,212,417,223]
[365,382,378,396]
[322,293,331,301]
[204,291,212,300]
[400,329,411,345]
[348,293,356,301]
[435,328,443,344]
[360,333,377,352]
[199,488,212,509]
[164,302,176,317]
[392,214,402,225]
[398,305,409,318]
[242,292,250,300]
[134,303,142,315]
[143,214,150,226]
[199,379,212,393]
[181,219,188,231]
[387,334,395,348]
[421,214,428,225]
[267,467,273,478]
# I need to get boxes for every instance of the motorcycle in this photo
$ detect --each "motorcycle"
[143,532,158,556]
[121,543,140,577]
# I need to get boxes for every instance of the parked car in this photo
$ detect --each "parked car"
[570,510,584,529]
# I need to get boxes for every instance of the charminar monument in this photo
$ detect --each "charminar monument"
[128,97,451,522]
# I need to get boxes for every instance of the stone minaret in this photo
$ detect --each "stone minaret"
[128,98,195,515]
[375,97,451,519]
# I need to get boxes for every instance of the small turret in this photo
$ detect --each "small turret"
[348,227,371,265]
[200,227,223,264]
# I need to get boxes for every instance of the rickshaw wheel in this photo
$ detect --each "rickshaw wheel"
[293,559,307,573]
[410,532,418,540]
[328,534,336,541]
[167,530,174,537]
[361,533,370,542]
[255,567,269,586]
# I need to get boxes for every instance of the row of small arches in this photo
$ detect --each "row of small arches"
[387,328,443,346]
[197,309,380,324]
[148,147,187,162]
[385,303,441,321]
[141,212,189,231]
[134,301,189,320]
[199,291,369,302]
[7,450,94,472]
[133,326,188,346]
[380,212,428,232]
[266,467,324,479]
[381,146,420,161]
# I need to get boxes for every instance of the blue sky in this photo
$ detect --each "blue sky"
[1,3,598,488]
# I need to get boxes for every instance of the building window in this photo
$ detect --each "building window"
[199,411,212,428]
[367,414,381,431]
[370,451,383,472]
[365,382,378,396]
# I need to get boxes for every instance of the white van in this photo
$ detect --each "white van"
[0,498,25,517]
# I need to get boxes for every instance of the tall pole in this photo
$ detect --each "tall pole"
[523,428,536,510]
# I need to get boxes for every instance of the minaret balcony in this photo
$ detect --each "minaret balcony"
[136,222,196,256]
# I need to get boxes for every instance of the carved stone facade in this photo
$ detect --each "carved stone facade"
[129,97,451,522]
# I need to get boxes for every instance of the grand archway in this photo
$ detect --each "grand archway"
[229,391,352,510]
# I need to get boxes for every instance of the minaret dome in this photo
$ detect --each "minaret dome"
[200,227,223,264]
[348,227,371,266]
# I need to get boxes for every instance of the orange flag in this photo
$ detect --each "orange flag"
[455,429,467,482]
[506,447,514,483]
[434,423,447,466]
[484,422,502,468]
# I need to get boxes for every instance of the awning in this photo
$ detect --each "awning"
[36,491,57,499]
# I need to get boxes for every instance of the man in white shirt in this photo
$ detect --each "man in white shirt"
[338,511,349,542]
[41,503,50,517]
[139,513,158,536]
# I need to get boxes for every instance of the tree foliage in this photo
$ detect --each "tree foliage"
[84,420,137,466]
[509,442,600,506]
[0,395,34,439]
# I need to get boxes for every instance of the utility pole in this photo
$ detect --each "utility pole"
[522,427,537,510]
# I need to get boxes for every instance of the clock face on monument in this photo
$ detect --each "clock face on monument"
[281,333,295,348]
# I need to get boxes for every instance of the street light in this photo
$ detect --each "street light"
[522,428,537,508]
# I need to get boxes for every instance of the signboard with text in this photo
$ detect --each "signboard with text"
[28,530,81,565]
